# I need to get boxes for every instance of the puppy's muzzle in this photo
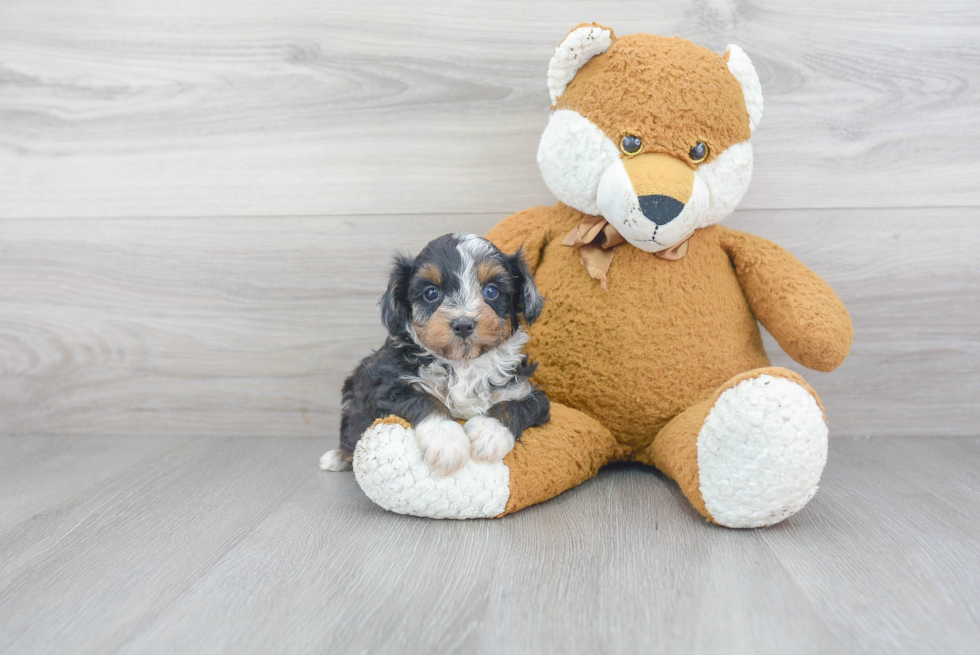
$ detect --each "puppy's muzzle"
[624,153,695,226]
[450,317,476,339]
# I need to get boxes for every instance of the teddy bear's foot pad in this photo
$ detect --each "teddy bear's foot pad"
[353,420,511,519]
[698,375,828,528]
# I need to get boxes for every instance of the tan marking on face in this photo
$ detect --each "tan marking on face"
[414,306,465,359]
[476,261,508,287]
[555,33,751,167]
[414,302,512,360]
[417,263,442,286]
[472,302,513,356]
[623,152,695,203]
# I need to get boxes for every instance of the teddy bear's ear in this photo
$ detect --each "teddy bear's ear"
[547,23,615,104]
[724,45,764,133]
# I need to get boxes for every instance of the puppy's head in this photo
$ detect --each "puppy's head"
[381,233,543,360]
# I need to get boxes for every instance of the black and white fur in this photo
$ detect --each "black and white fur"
[320,233,550,476]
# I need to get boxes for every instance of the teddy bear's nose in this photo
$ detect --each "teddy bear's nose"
[621,153,695,226]
[637,194,685,225]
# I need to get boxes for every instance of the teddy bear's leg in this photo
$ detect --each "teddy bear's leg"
[352,404,621,519]
[635,367,829,528]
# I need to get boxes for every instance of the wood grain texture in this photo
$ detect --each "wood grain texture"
[761,437,980,653]
[1,0,979,218]
[0,436,325,652]
[0,434,193,532]
[2,208,977,439]
[0,435,977,653]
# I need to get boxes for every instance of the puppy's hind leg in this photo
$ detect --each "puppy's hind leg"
[325,384,373,472]
[320,448,354,471]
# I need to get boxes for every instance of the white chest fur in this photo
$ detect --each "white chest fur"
[406,331,533,420]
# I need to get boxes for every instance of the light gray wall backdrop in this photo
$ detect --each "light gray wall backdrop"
[1,1,978,439]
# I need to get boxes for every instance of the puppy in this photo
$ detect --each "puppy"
[320,232,550,476]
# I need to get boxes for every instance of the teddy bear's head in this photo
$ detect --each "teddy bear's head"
[537,24,763,253]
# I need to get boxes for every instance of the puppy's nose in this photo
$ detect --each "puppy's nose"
[638,195,685,225]
[450,317,475,338]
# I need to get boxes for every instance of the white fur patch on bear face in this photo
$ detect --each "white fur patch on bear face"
[537,109,621,217]
[693,141,754,227]
[537,109,755,251]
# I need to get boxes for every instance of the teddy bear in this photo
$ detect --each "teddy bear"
[350,24,853,528]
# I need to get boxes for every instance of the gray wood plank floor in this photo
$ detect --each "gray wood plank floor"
[1,435,977,654]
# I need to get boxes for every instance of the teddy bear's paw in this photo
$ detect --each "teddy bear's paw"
[697,375,828,528]
[414,416,471,476]
[352,419,511,519]
[464,415,516,462]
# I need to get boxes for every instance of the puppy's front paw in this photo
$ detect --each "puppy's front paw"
[415,416,471,476]
[464,415,516,463]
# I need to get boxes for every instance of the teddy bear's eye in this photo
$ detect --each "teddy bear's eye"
[689,142,708,163]
[620,135,643,156]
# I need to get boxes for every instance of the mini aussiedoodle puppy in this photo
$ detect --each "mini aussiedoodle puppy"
[320,232,550,476]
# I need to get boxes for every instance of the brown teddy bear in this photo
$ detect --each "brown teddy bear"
[350,24,852,528]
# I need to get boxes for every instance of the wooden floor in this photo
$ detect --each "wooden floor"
[0,435,977,654]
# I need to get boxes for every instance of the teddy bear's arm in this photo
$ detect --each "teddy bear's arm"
[719,227,853,372]
[485,206,556,272]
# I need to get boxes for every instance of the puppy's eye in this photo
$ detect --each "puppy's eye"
[482,284,499,300]
[689,141,708,163]
[423,287,440,302]
[620,135,643,156]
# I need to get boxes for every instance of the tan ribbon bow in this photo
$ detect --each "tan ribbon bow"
[562,217,693,291]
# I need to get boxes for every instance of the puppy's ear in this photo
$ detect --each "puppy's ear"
[380,254,415,335]
[507,248,544,326]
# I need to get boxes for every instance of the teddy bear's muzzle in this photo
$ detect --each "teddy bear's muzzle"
[623,152,694,226]
[596,151,709,254]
